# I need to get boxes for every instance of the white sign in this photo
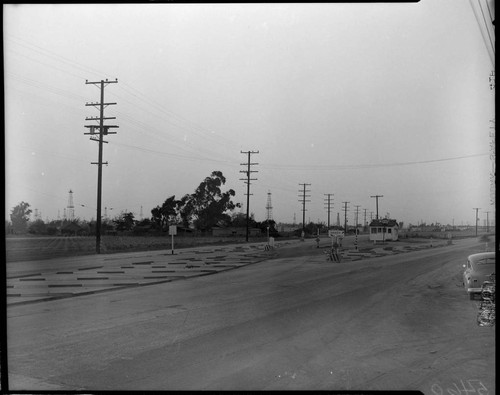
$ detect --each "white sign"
[328,230,344,238]
[169,225,177,236]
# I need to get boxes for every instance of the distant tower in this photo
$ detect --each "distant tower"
[34,208,39,220]
[140,205,144,220]
[266,190,273,221]
[67,190,75,221]
[336,212,340,227]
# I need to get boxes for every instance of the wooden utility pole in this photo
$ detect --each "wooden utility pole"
[473,207,481,236]
[298,183,311,233]
[354,205,361,228]
[240,151,259,242]
[370,195,383,219]
[84,78,118,254]
[324,193,334,229]
[342,202,350,232]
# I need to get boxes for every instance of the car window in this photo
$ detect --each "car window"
[476,258,495,265]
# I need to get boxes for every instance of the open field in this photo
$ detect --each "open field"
[4,234,271,262]
[5,230,494,263]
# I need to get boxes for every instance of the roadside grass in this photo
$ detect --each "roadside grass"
[5,230,494,263]
[5,234,271,262]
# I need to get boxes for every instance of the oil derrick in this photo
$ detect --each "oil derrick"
[67,189,75,221]
[266,190,273,221]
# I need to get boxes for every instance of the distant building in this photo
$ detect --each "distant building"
[369,218,399,242]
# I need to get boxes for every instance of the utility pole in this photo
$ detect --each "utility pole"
[342,202,350,232]
[324,193,334,229]
[354,205,361,229]
[370,195,383,219]
[485,211,490,232]
[240,150,259,242]
[298,183,311,233]
[84,78,118,254]
[473,208,480,236]
[363,208,367,228]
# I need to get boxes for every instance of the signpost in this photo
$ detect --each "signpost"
[169,225,177,255]
[328,230,344,262]
[328,230,344,238]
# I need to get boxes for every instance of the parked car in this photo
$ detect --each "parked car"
[462,252,495,300]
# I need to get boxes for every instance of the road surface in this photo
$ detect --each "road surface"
[5,237,495,392]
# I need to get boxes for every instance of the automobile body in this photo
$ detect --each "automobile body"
[463,252,495,300]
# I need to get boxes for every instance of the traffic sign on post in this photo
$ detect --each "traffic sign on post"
[169,225,177,254]
[328,230,344,238]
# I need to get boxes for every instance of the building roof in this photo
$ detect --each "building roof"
[369,219,399,227]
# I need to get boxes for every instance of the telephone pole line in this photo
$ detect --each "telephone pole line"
[298,183,311,233]
[485,211,490,232]
[370,195,383,219]
[324,193,334,229]
[240,150,259,242]
[84,78,119,254]
[473,207,481,236]
[342,201,350,232]
[354,205,361,229]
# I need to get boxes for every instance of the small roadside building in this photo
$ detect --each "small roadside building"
[369,218,399,242]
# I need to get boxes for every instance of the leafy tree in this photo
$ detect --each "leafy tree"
[230,212,256,228]
[151,195,179,231]
[5,220,13,235]
[256,219,279,237]
[113,212,136,232]
[28,219,47,235]
[133,218,154,234]
[179,171,240,231]
[10,201,32,234]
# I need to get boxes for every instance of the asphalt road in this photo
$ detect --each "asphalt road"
[5,237,495,393]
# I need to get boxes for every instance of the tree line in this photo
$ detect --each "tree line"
[7,171,279,236]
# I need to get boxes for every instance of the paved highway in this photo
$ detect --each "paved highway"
[6,237,495,392]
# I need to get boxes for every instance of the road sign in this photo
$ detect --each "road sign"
[169,225,177,255]
[328,230,344,238]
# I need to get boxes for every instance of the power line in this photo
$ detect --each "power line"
[262,153,489,171]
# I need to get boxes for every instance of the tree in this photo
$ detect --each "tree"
[10,201,32,234]
[113,212,136,232]
[257,219,279,237]
[28,219,47,235]
[179,171,240,231]
[151,195,179,231]
[230,212,256,228]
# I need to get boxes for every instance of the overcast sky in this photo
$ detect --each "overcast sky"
[4,1,495,227]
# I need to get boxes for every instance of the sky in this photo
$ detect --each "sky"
[4,1,495,228]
